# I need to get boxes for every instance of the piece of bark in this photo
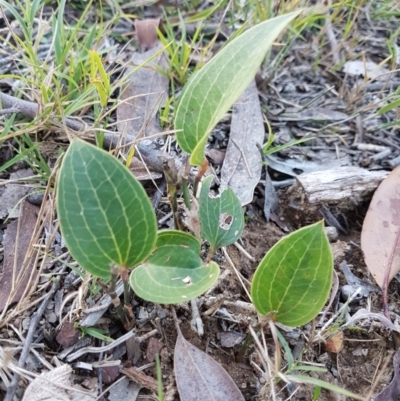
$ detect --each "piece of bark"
[120,367,158,392]
[0,200,39,313]
[284,166,388,223]
[220,80,264,205]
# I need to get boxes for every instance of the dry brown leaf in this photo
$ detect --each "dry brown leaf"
[0,200,39,313]
[117,43,169,141]
[22,365,97,401]
[174,323,245,401]
[220,80,264,206]
[325,331,344,353]
[146,337,164,362]
[56,322,80,348]
[135,18,160,50]
[373,348,400,401]
[361,166,400,289]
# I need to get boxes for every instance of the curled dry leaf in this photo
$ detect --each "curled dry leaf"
[325,331,344,354]
[361,166,400,296]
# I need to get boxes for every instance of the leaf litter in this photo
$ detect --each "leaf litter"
[2,2,400,401]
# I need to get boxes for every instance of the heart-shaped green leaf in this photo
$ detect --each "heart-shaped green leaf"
[174,11,299,166]
[199,175,244,253]
[130,230,219,303]
[251,221,333,327]
[57,139,157,278]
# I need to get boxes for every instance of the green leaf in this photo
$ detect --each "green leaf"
[57,139,157,278]
[199,175,244,253]
[251,221,333,327]
[174,12,299,166]
[130,230,219,303]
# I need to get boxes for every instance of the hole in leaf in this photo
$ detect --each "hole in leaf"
[219,213,233,230]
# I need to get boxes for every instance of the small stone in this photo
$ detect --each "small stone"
[325,226,338,242]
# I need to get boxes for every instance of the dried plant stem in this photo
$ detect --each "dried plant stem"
[0,91,175,173]
[109,265,128,324]
[193,159,209,198]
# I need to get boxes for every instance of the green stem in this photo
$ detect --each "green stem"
[181,178,191,209]
[193,159,208,198]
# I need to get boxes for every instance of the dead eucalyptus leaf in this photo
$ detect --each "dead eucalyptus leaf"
[174,324,245,401]
[220,80,264,206]
[361,166,400,288]
[22,365,97,401]
[135,18,160,50]
[117,43,169,141]
[0,200,39,313]
[373,348,400,401]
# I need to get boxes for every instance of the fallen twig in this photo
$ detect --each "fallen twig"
[0,91,177,173]
[4,267,65,401]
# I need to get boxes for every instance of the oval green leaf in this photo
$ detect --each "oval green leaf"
[199,175,244,253]
[174,11,299,166]
[251,221,333,327]
[130,230,219,303]
[57,139,157,278]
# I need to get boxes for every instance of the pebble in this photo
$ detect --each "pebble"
[325,226,338,242]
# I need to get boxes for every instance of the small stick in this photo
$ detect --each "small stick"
[109,264,128,324]
[4,268,64,401]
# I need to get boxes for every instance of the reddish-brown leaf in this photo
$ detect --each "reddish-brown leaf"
[135,18,160,50]
[56,321,80,348]
[146,337,164,362]
[361,166,400,288]
[325,331,344,353]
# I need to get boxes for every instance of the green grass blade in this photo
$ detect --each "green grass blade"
[286,375,364,400]
[174,11,300,166]
[251,221,333,327]
[57,139,157,278]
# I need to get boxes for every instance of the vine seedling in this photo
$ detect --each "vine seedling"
[56,139,221,321]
